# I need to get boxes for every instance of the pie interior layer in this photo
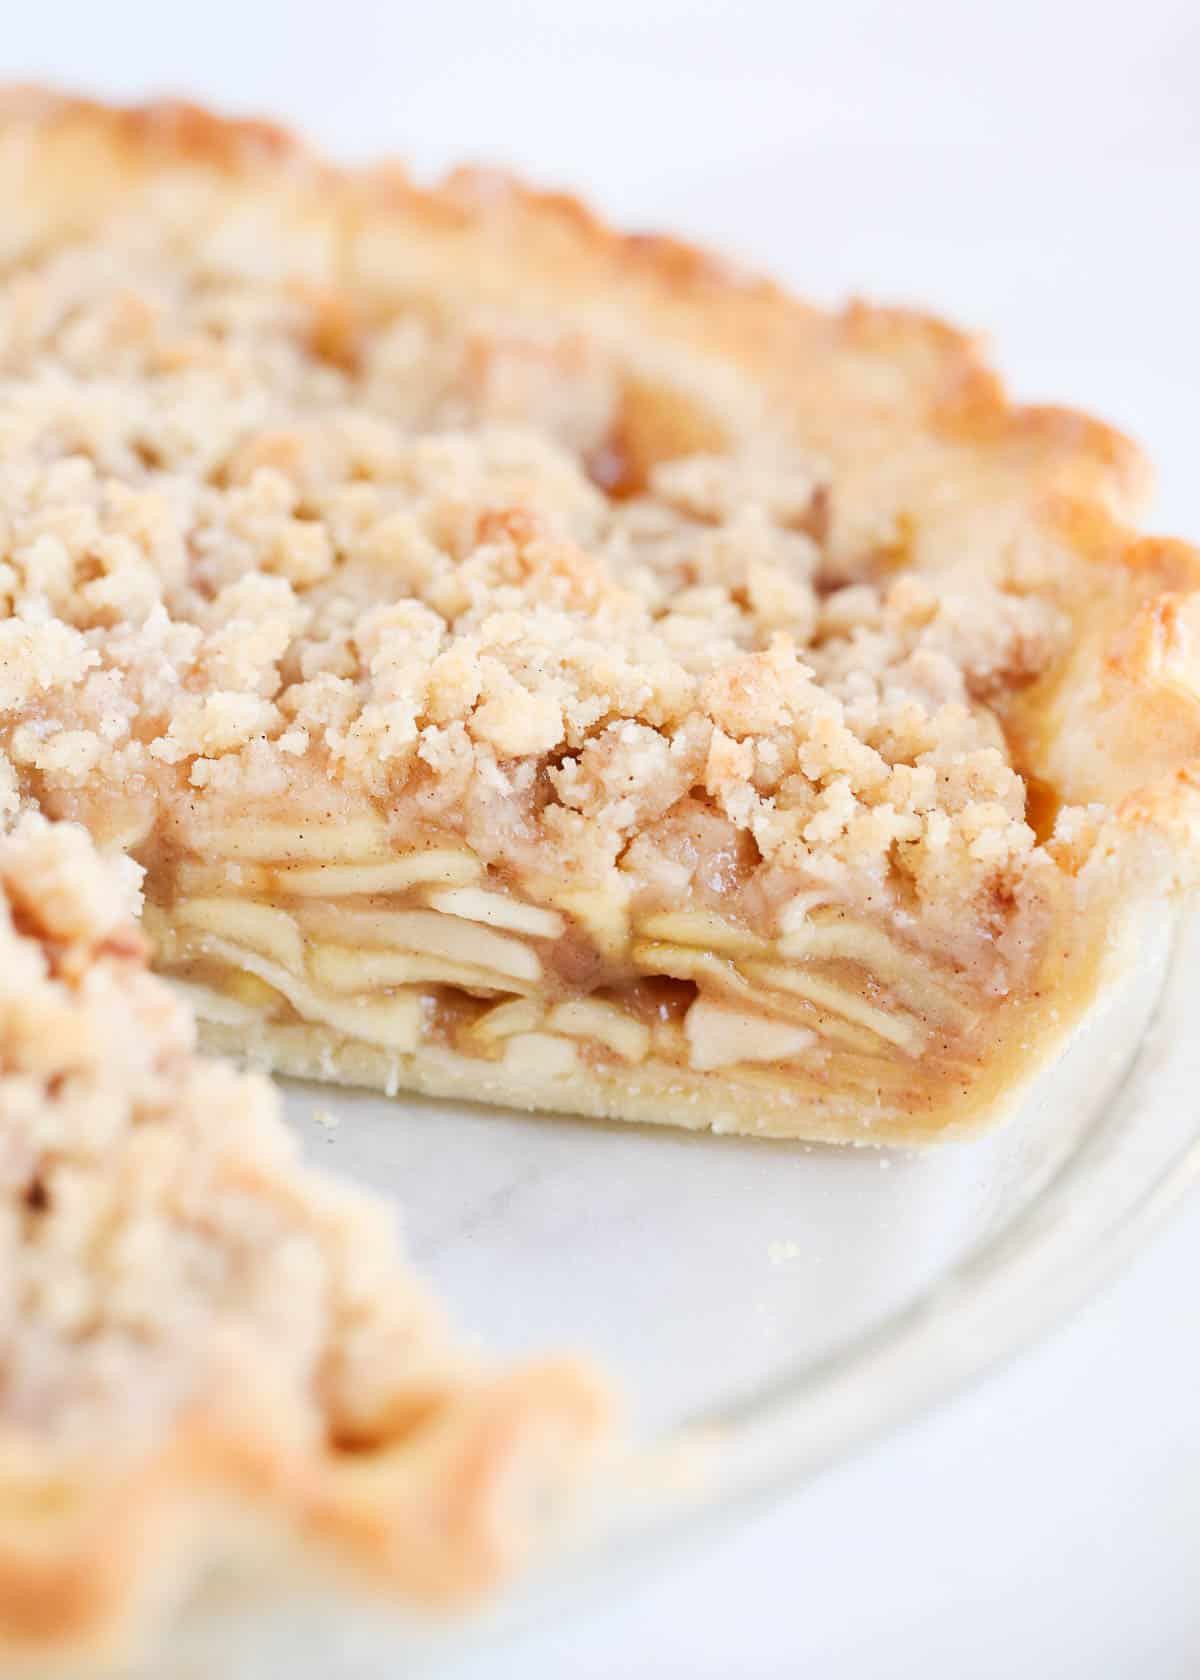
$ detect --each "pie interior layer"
[2,90,1200,1144]
[0,812,609,1674]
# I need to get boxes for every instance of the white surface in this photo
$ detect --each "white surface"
[448,1212,1200,1680]
[10,3,1200,1674]
[446,1231,1200,1680]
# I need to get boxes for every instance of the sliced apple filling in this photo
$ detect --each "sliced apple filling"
[136,808,1033,1143]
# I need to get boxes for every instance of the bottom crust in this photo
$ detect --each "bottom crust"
[192,913,1129,1146]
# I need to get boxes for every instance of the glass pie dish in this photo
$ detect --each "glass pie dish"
[160,905,1200,1676]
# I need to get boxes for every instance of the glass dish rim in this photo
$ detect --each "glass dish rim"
[474,908,1200,1642]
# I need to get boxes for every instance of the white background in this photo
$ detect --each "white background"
[7,4,1200,1674]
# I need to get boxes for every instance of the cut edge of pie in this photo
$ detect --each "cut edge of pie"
[0,811,612,1675]
[1,86,1199,1148]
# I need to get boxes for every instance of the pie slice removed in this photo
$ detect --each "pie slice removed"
[0,812,609,1674]
[2,90,1199,1143]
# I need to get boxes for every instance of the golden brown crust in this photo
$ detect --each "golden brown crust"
[0,85,315,171]
[0,1362,605,1663]
[1,83,1193,826]
[0,85,1151,482]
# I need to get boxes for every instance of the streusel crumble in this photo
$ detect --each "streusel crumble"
[2,89,1198,1148]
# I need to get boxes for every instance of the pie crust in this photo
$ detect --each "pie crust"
[0,812,609,1673]
[1,87,1199,1153]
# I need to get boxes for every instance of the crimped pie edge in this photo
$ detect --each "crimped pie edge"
[1,83,1197,841]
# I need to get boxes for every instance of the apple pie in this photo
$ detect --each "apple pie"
[2,90,1199,1144]
[0,811,609,1672]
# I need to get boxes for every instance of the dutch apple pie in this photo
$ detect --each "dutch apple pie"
[3,90,1200,1152]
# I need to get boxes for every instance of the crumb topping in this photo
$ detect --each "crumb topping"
[0,220,1072,965]
[0,812,458,1460]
